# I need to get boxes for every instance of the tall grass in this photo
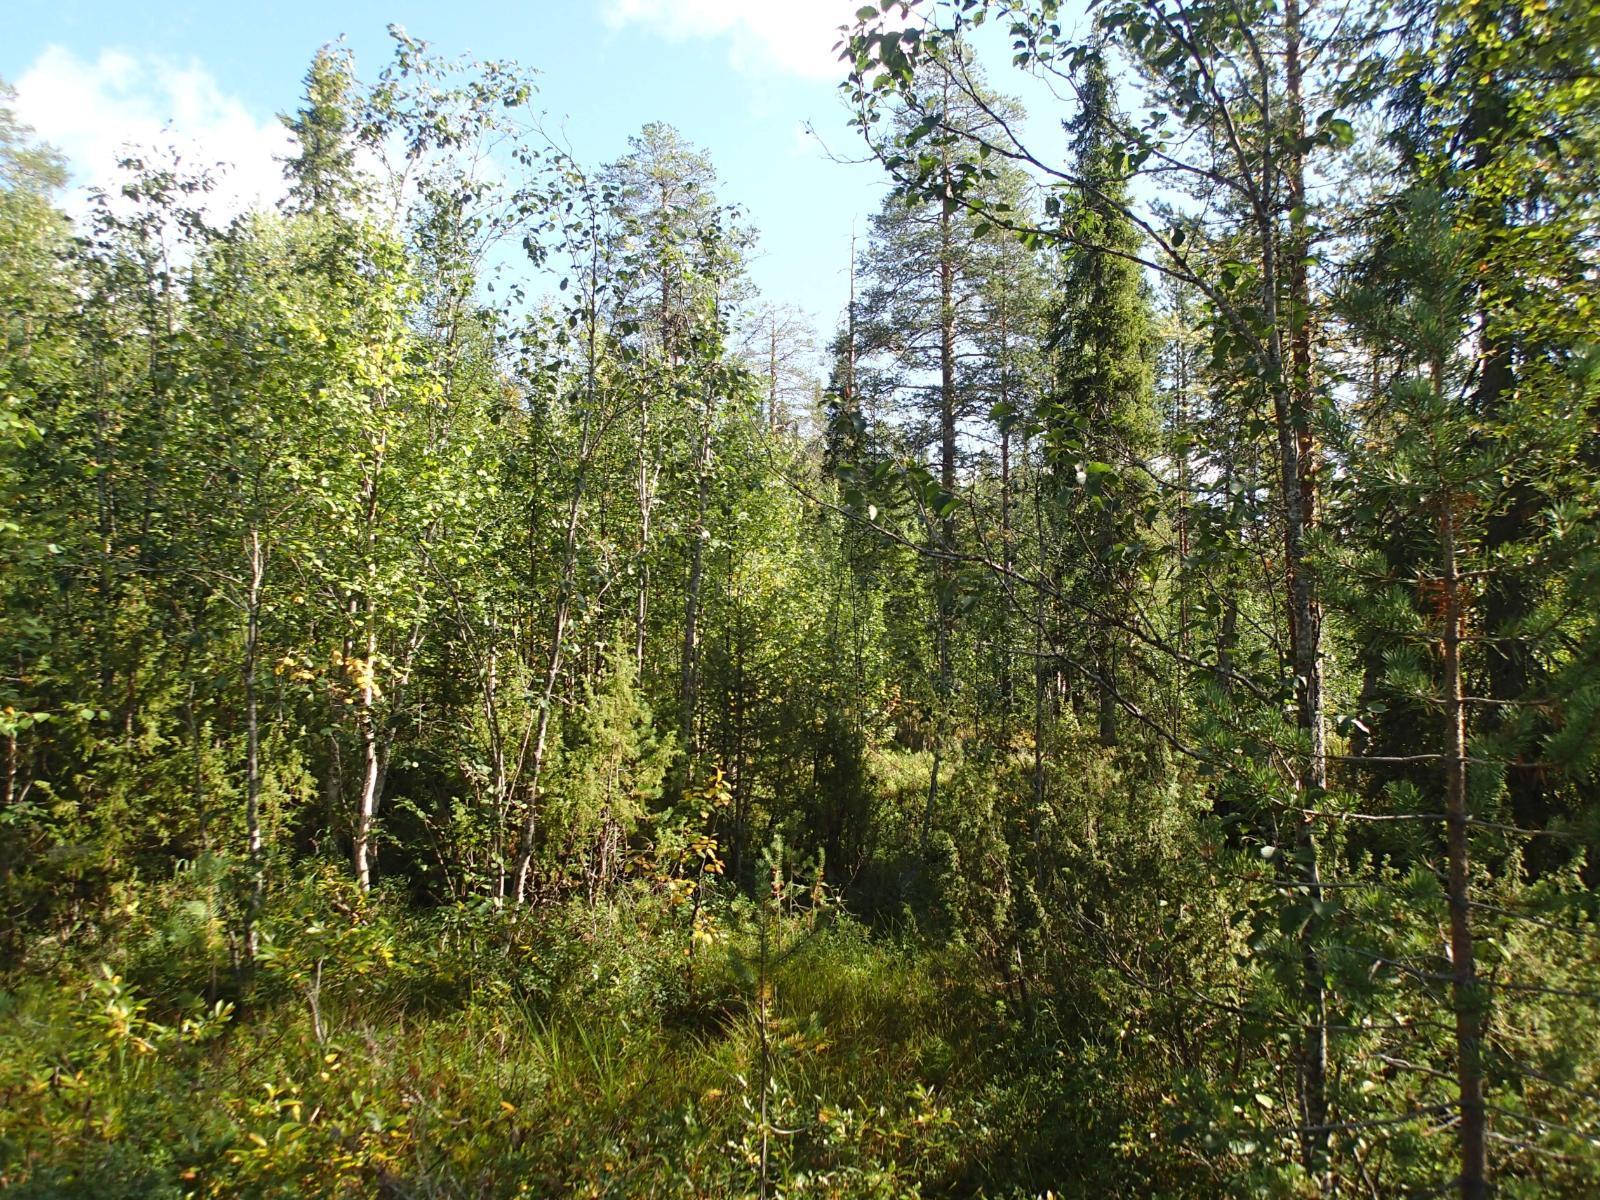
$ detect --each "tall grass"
[0,883,1021,1199]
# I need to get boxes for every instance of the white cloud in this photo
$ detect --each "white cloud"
[601,0,864,81]
[12,46,291,221]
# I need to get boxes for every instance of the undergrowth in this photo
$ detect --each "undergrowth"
[0,870,1073,1200]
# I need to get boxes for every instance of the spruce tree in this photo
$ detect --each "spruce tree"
[280,43,363,217]
[1046,45,1159,747]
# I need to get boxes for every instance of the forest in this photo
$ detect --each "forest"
[1,0,1598,1196]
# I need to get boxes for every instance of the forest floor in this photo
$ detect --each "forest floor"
[0,881,1158,1199]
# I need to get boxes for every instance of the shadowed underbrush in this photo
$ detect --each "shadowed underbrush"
[0,876,1041,1199]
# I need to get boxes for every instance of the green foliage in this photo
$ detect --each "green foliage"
[0,867,1002,1199]
[3,7,1599,1196]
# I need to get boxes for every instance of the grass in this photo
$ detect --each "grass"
[0,889,1022,1200]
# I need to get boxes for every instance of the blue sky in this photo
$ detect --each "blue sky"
[4,1,902,338]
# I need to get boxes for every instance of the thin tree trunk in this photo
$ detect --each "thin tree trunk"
[1466,78,1541,859]
[322,696,343,854]
[682,375,712,758]
[242,526,265,960]
[731,587,749,885]
[353,621,380,890]
[480,638,509,899]
[635,394,653,676]
[1264,0,1330,1157]
[2,725,15,816]
[513,245,603,903]
[768,319,780,433]
[1029,429,1048,854]
[351,430,387,890]
[846,230,858,408]
[925,124,958,861]
[1215,440,1240,695]
[937,178,958,576]
[510,575,570,906]
[1275,277,1332,1181]
[998,302,1014,722]
[1173,294,1192,736]
[1440,449,1489,1200]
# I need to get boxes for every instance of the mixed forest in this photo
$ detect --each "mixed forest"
[2,0,1599,1196]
